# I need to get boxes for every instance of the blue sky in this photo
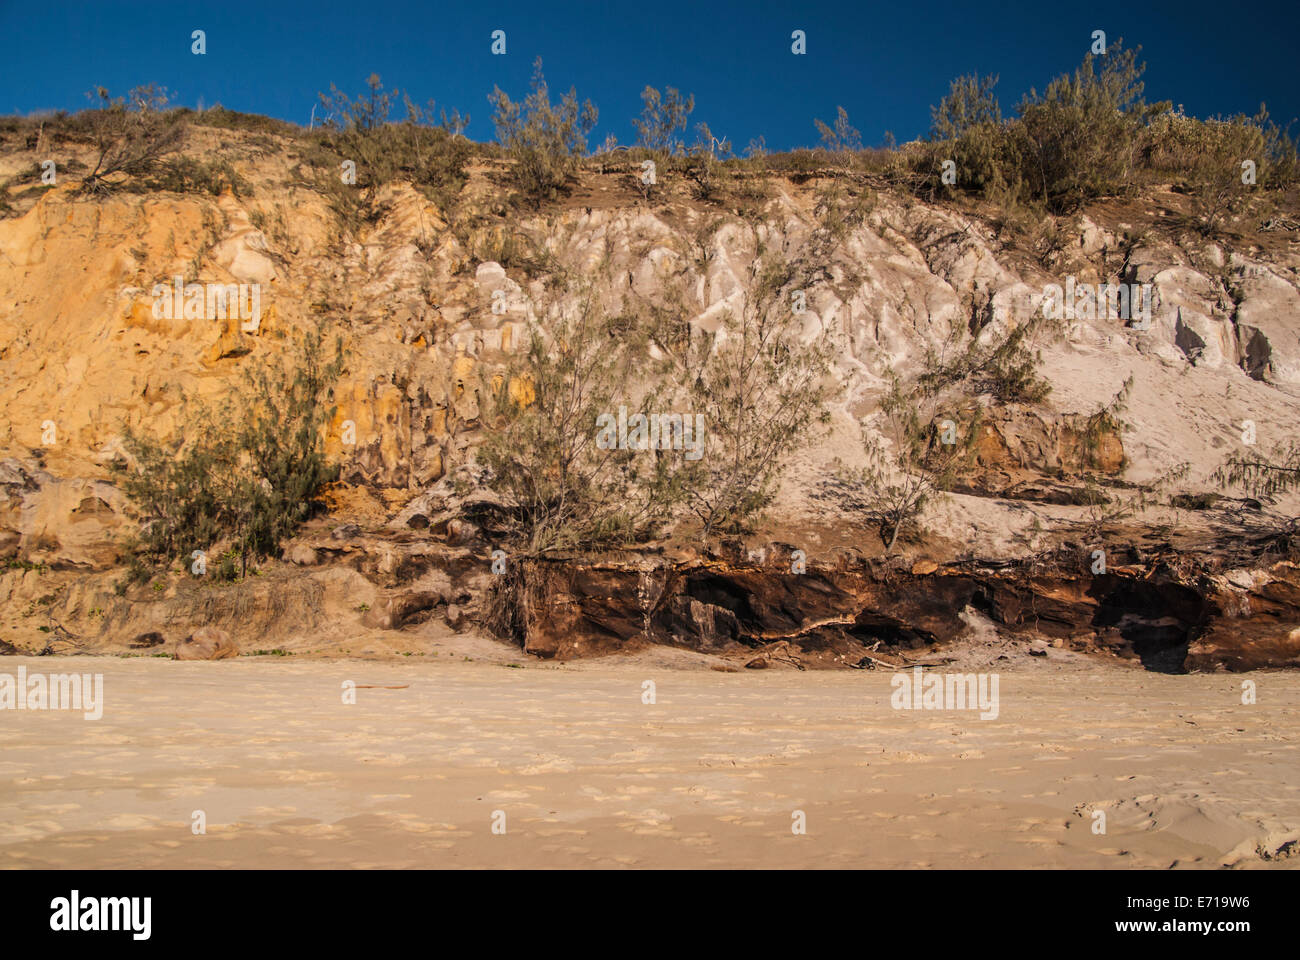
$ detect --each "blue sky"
[1,0,1297,150]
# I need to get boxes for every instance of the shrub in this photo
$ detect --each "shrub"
[633,85,694,156]
[1015,42,1167,211]
[833,314,1054,550]
[970,322,1053,404]
[189,105,301,137]
[1077,377,1132,473]
[115,332,344,575]
[478,289,674,555]
[814,106,863,154]
[918,316,1054,406]
[683,122,733,202]
[929,74,1002,142]
[661,253,839,538]
[834,369,981,553]
[313,74,472,230]
[1215,441,1300,500]
[1145,106,1298,235]
[488,57,597,203]
[147,155,248,196]
[810,179,876,251]
[78,84,186,195]
[908,45,1300,215]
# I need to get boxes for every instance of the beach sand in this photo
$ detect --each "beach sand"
[1,653,1297,869]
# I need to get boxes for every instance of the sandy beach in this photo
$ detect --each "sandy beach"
[1,653,1297,869]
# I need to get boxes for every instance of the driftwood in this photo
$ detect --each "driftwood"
[853,653,904,671]
[898,653,957,667]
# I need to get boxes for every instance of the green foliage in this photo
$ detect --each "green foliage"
[682,121,734,202]
[811,179,876,250]
[78,84,186,195]
[312,74,472,231]
[633,85,694,155]
[1079,376,1132,472]
[1215,441,1300,501]
[973,323,1053,404]
[835,315,1053,551]
[189,105,301,137]
[814,106,863,153]
[115,333,344,574]
[1078,461,1186,542]
[836,361,980,554]
[488,58,598,203]
[930,74,1002,142]
[1014,44,1165,210]
[478,289,675,556]
[147,155,248,196]
[1148,106,1298,235]
[481,255,838,549]
[319,73,400,134]
[656,254,839,538]
[918,42,1298,225]
[919,318,1054,405]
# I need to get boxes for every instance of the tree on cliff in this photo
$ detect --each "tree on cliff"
[313,73,472,232]
[833,319,1050,553]
[115,332,343,578]
[79,84,185,195]
[489,58,598,203]
[650,252,839,539]
[633,85,694,156]
[478,288,681,556]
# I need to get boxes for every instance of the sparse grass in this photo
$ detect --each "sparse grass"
[305,75,472,236]
[145,155,249,196]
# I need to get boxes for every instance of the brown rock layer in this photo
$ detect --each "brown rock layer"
[495,554,1300,673]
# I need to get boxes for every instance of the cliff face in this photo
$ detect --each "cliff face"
[2,124,1299,669]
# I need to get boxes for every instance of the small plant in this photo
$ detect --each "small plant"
[311,74,472,233]
[929,74,1002,142]
[1077,463,1187,543]
[147,155,248,196]
[834,371,980,553]
[1075,377,1132,473]
[833,313,1053,551]
[814,106,863,157]
[917,316,1054,406]
[1215,440,1300,509]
